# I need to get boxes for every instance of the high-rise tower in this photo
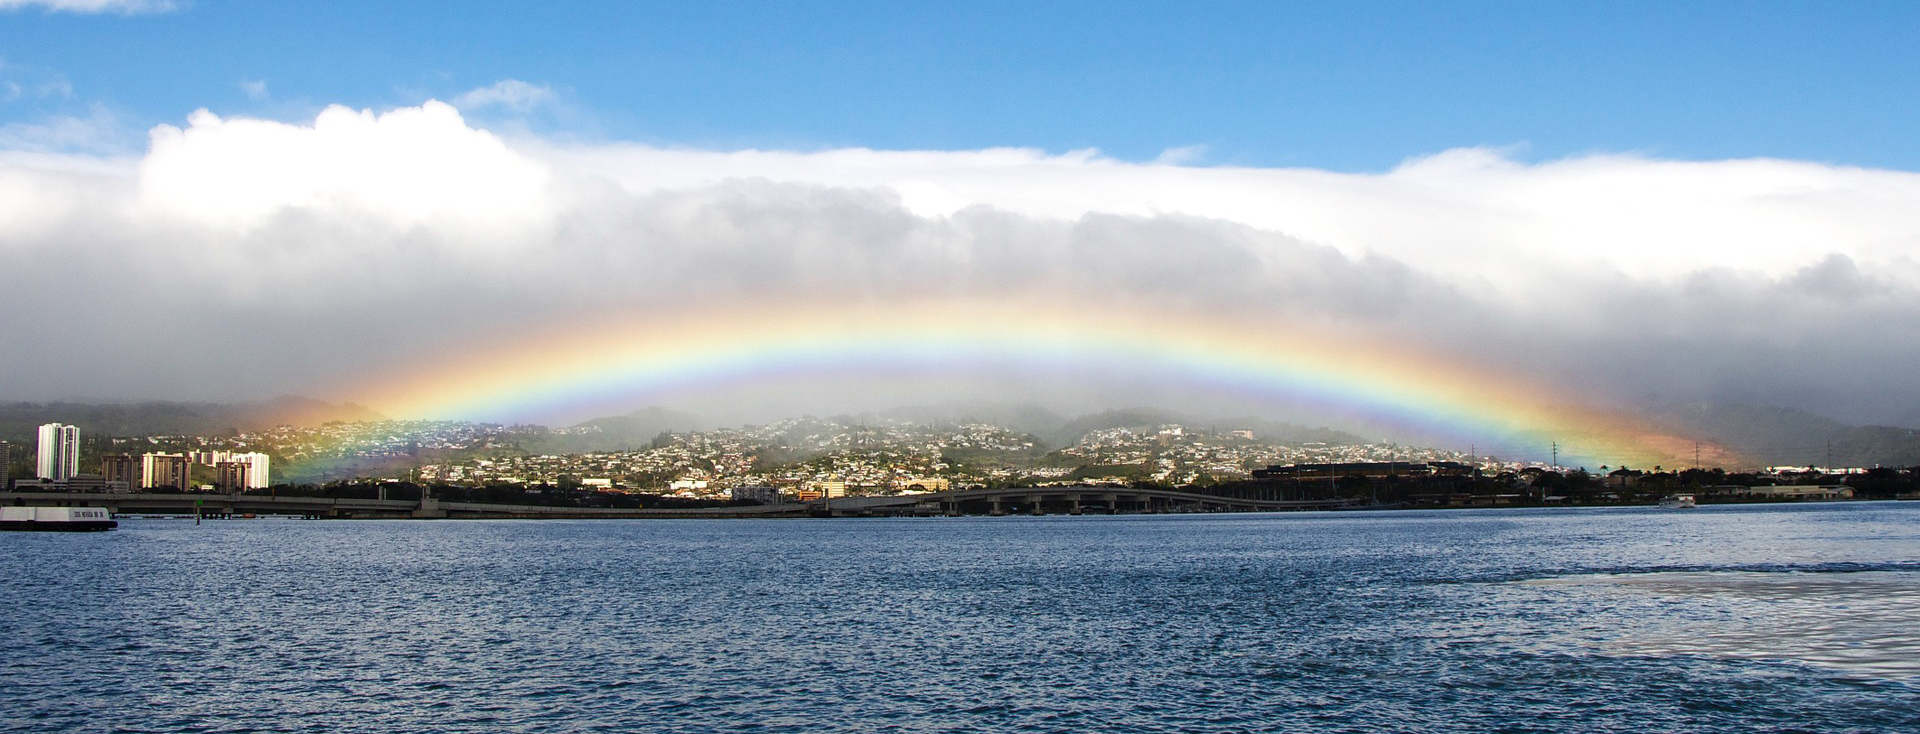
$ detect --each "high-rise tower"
[36,423,79,481]
[232,452,271,488]
[142,453,191,492]
[214,461,249,493]
[101,454,138,492]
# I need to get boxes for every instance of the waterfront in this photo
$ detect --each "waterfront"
[3,504,1916,732]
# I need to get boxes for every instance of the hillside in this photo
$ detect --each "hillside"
[1651,401,1920,467]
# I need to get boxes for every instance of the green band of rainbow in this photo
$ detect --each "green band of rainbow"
[350,299,1700,467]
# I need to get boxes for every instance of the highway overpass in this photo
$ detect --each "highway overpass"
[2,486,1352,520]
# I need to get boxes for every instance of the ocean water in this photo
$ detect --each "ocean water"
[3,503,1917,733]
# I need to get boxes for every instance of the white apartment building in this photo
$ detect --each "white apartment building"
[228,452,271,489]
[190,450,272,489]
[142,453,191,491]
[36,423,79,481]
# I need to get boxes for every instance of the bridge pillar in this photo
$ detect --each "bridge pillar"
[990,497,1004,516]
[1028,495,1044,515]
[413,493,446,519]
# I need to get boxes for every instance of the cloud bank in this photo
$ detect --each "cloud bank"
[3,100,1919,428]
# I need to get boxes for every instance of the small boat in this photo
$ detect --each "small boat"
[1659,494,1697,509]
[0,506,118,531]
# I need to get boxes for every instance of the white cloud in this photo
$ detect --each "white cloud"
[0,57,76,101]
[0,104,130,153]
[0,0,177,13]
[36,76,74,99]
[238,79,268,101]
[533,139,1920,292]
[1152,144,1207,165]
[137,101,551,234]
[2,99,1920,426]
[451,79,556,113]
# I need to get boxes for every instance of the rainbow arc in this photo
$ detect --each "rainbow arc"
[350,298,1707,467]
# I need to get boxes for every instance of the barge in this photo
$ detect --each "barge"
[1,506,118,531]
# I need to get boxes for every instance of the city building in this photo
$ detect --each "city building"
[36,423,79,481]
[230,452,271,488]
[0,441,10,488]
[899,477,950,493]
[188,450,270,488]
[101,454,137,490]
[1253,462,1437,481]
[142,453,192,491]
[214,461,249,492]
[731,485,783,504]
[11,472,123,493]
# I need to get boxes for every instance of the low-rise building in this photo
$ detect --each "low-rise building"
[731,485,782,504]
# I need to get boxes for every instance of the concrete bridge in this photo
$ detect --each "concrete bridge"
[818,486,1351,516]
[2,486,1350,521]
[0,491,806,519]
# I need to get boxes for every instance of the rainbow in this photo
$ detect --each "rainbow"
[345,298,1711,467]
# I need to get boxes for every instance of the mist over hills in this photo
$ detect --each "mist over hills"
[0,397,383,443]
[8,396,1920,469]
[1649,401,1920,468]
[515,401,1372,455]
[1034,408,1368,449]
[878,401,1070,442]
[868,402,1368,450]
[543,406,706,453]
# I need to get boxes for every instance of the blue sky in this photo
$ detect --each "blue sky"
[5,0,1919,169]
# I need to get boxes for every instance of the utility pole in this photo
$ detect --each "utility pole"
[1694,441,1701,470]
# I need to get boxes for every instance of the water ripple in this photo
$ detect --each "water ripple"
[1,504,1917,732]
